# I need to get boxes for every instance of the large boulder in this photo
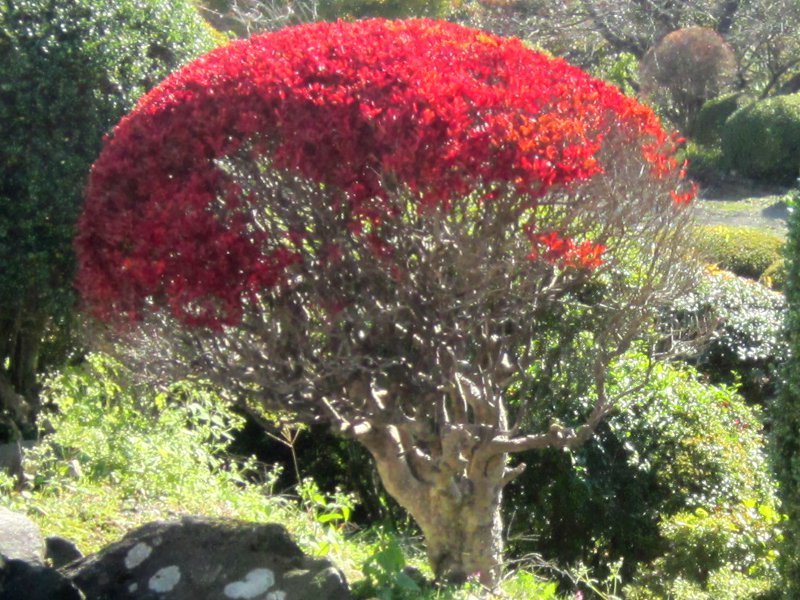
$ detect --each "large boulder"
[0,507,45,565]
[63,517,350,599]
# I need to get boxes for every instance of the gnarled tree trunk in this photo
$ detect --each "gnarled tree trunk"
[358,424,510,587]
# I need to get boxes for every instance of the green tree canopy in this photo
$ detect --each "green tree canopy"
[0,0,216,436]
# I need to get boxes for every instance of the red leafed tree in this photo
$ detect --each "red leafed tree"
[76,19,695,586]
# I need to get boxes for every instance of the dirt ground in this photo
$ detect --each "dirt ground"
[695,180,791,237]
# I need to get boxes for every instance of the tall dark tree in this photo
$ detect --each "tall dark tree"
[0,0,216,437]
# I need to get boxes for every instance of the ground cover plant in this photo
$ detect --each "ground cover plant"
[75,18,695,586]
[0,353,566,599]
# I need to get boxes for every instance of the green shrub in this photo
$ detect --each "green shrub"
[683,141,726,182]
[760,257,786,290]
[693,225,784,280]
[721,94,800,183]
[773,188,800,595]
[668,269,787,404]
[692,92,750,146]
[505,351,781,596]
[626,503,781,599]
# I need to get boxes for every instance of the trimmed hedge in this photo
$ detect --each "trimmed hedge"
[721,94,800,183]
[683,141,726,183]
[668,268,787,405]
[692,92,749,146]
[693,225,784,280]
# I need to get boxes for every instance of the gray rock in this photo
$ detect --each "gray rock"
[0,553,84,600]
[282,566,349,599]
[63,517,350,599]
[0,508,45,565]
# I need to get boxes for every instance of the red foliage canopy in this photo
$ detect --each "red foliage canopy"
[77,19,687,327]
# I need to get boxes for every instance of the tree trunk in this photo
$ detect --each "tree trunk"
[0,307,45,418]
[358,425,508,587]
[415,473,505,586]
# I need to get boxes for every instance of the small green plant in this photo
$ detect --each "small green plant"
[0,471,14,497]
[294,477,357,558]
[358,534,423,600]
[498,570,560,599]
[297,477,354,530]
[593,51,638,96]
[693,224,784,281]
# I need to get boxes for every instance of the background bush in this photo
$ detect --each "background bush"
[683,141,726,183]
[505,351,781,597]
[639,27,737,131]
[668,269,787,404]
[721,94,800,183]
[693,225,784,281]
[195,0,451,35]
[692,92,750,146]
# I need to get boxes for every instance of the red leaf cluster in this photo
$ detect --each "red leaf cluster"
[76,19,689,327]
[527,232,606,270]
